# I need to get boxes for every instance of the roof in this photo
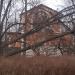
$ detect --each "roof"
[7,32,21,35]
[20,4,58,16]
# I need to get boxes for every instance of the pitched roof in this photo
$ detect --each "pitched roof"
[20,4,57,16]
[7,32,21,35]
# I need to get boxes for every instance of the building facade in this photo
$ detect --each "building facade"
[7,4,73,55]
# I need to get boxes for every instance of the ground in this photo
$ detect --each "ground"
[0,55,75,75]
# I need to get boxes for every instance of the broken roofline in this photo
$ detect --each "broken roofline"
[20,4,58,16]
[7,32,21,35]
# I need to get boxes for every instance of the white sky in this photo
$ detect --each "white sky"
[17,0,68,11]
[42,0,66,11]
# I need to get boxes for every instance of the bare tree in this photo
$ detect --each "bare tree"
[0,0,13,54]
[0,0,43,55]
[28,0,41,8]
[0,0,75,57]
[0,0,26,55]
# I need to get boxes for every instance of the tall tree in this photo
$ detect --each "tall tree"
[0,0,12,53]
[0,0,42,55]
[0,0,25,55]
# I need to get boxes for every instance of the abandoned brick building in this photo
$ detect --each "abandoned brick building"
[7,4,74,55]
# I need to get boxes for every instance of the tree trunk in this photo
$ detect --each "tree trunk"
[0,40,3,56]
[0,24,3,56]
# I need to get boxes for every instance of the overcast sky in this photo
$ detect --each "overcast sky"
[42,0,67,11]
[16,0,71,11]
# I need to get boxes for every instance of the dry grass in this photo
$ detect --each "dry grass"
[0,55,75,75]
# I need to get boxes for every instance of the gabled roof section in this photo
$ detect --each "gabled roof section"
[21,4,58,16]
[7,32,21,35]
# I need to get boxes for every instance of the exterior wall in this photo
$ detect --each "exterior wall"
[21,5,60,47]
[8,4,73,50]
[21,5,72,48]
[62,35,73,46]
[7,33,21,48]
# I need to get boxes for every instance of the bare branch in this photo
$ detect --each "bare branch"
[6,30,74,56]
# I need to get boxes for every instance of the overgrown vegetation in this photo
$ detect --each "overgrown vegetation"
[0,56,75,75]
